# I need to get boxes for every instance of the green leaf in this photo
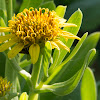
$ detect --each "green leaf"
[65,0,100,32]
[42,41,52,77]
[52,32,100,83]
[36,49,96,96]
[19,0,43,12]
[0,17,6,27]
[19,59,31,68]
[55,5,67,18]
[46,33,87,84]
[54,9,83,67]
[39,1,56,10]
[81,67,97,100]
[48,49,60,74]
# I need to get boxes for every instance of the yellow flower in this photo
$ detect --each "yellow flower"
[0,7,80,64]
[0,77,12,97]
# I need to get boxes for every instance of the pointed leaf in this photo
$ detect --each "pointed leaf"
[43,41,52,77]
[36,49,96,96]
[53,9,83,67]
[55,5,67,18]
[47,33,87,83]
[52,32,100,83]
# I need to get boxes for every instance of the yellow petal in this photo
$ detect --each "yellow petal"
[29,44,40,64]
[53,39,70,52]
[61,31,81,40]
[0,37,19,52]
[0,34,16,43]
[8,43,24,58]
[60,23,77,27]
[0,27,12,32]
[50,41,60,50]
[61,34,81,40]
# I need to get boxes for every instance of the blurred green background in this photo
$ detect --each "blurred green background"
[6,0,100,99]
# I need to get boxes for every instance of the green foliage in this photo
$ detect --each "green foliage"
[55,5,67,18]
[0,1,99,99]
[64,0,100,32]
[40,31,99,99]
[81,67,97,100]
[42,41,52,77]
[52,8,83,68]
[19,0,55,12]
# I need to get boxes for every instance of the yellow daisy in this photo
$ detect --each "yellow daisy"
[0,7,80,64]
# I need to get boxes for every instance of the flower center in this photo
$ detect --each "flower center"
[8,8,61,47]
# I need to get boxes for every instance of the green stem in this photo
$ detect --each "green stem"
[6,0,13,21]
[6,57,32,88]
[28,92,39,100]
[5,57,18,100]
[31,54,42,89]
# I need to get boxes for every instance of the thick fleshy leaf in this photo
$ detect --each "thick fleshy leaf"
[47,33,87,83]
[43,41,52,77]
[53,9,83,68]
[81,67,97,100]
[29,44,40,64]
[55,5,67,18]
[51,32,100,83]
[48,49,60,74]
[19,92,28,100]
[36,49,96,96]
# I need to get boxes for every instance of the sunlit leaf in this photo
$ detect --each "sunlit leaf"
[55,5,67,18]
[42,41,52,77]
[53,9,83,67]
[81,67,97,100]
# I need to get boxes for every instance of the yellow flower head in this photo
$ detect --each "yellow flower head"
[0,77,12,97]
[0,7,80,64]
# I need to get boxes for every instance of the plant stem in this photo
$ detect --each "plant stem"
[6,0,13,21]
[28,92,39,100]
[31,54,42,88]
[5,57,18,100]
